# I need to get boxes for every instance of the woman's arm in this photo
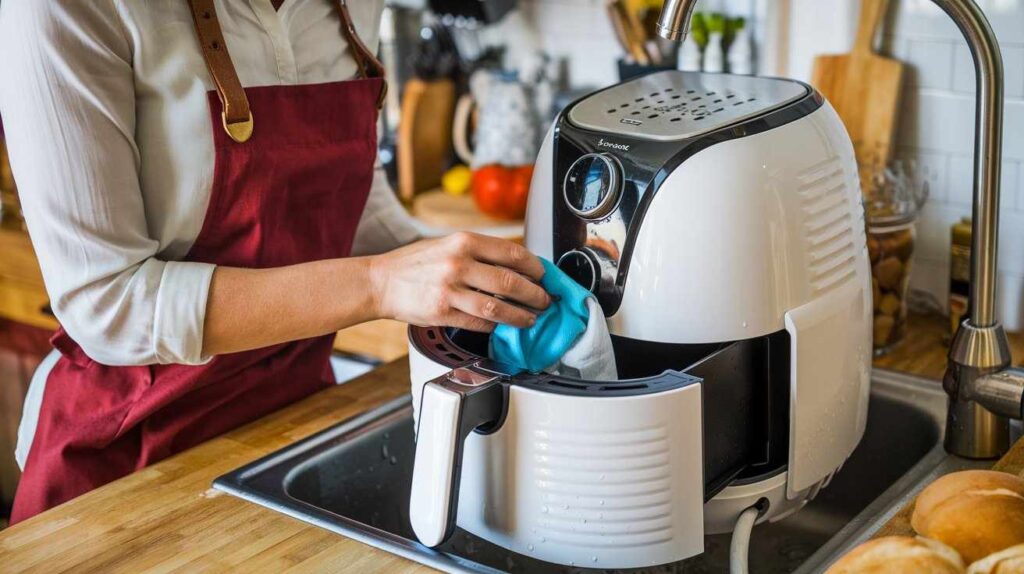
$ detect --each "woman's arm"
[202,232,550,357]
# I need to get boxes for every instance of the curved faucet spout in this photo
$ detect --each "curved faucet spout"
[655,0,1016,458]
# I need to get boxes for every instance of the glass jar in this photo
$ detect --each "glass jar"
[868,217,916,355]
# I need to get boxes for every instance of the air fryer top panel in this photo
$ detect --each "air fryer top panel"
[567,71,809,141]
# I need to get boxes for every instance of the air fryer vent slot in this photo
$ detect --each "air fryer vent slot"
[797,157,860,295]
[570,71,808,141]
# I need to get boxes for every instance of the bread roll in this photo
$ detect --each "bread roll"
[914,487,1024,564]
[913,471,1024,533]
[825,536,964,573]
[968,544,1024,574]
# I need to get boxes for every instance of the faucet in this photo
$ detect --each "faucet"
[657,0,1023,459]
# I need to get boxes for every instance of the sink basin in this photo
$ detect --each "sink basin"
[213,369,982,573]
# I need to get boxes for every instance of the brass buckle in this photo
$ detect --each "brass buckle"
[222,111,254,143]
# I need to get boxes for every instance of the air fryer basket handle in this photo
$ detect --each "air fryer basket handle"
[409,368,505,547]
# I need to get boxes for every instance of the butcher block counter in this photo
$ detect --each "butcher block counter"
[2,314,1024,573]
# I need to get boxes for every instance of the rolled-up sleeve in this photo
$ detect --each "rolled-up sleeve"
[0,1,215,366]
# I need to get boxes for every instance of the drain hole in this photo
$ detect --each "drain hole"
[733,102,744,106]
[670,117,681,122]
[631,111,640,115]
[607,109,617,114]
[445,352,462,361]
[727,93,736,98]
[665,88,674,92]
[671,95,681,99]
[687,89,696,94]
[635,97,645,102]
[600,383,648,391]
[642,105,651,109]
[550,380,588,391]
[620,103,629,108]
[650,91,660,96]
[648,114,659,119]
[691,97,701,101]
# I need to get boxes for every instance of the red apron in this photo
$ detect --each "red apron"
[11,0,386,524]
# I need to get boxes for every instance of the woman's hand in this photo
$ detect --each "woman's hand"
[369,232,551,332]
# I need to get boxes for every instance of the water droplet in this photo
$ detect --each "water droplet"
[528,544,534,551]
[381,444,390,459]
[599,500,605,506]
[389,455,398,465]
[592,556,599,563]
[542,506,549,513]
[570,561,576,566]
[383,432,390,439]
[599,474,605,481]
[742,321,749,328]
[582,519,588,524]
[540,536,546,542]
[564,504,569,509]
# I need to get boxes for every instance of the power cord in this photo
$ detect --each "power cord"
[729,498,769,574]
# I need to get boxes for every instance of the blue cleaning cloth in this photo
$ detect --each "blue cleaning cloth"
[489,258,592,373]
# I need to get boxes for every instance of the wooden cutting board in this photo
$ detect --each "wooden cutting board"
[811,0,905,192]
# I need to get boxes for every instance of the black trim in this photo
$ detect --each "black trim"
[551,77,825,315]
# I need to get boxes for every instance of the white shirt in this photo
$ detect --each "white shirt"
[0,0,419,368]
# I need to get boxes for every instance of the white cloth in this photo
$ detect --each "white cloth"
[550,298,618,381]
[0,0,419,368]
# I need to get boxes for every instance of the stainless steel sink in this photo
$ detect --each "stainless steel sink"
[213,369,989,573]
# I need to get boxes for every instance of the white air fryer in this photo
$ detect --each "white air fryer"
[407,71,872,569]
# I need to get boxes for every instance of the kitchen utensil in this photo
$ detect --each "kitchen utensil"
[397,78,457,202]
[408,71,872,568]
[606,0,651,65]
[811,0,904,193]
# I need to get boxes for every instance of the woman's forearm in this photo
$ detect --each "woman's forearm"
[201,257,379,357]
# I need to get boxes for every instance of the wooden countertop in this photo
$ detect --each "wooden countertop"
[2,314,1024,572]
[0,360,431,573]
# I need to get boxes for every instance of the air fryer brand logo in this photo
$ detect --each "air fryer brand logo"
[598,138,631,151]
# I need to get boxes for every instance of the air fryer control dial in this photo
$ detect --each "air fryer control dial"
[556,250,598,293]
[563,153,621,219]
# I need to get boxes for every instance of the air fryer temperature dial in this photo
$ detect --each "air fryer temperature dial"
[556,249,598,293]
[563,153,621,219]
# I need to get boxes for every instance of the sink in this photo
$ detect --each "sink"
[213,369,986,573]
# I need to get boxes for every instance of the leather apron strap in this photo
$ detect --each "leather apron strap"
[185,0,387,143]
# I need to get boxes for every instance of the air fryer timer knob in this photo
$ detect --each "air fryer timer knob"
[563,153,621,220]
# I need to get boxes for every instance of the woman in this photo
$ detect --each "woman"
[0,0,549,524]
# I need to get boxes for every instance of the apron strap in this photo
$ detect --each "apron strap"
[184,0,389,144]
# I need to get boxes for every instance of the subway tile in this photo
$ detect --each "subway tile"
[891,0,1024,43]
[998,211,1024,275]
[947,155,1020,208]
[953,43,1024,98]
[998,270,1024,331]
[905,38,956,90]
[890,0,963,41]
[897,91,975,154]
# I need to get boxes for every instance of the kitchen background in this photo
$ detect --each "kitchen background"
[1,0,1023,524]
[518,0,1024,331]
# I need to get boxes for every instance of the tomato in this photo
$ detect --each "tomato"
[471,164,534,220]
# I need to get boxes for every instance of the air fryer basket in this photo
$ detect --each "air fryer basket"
[409,326,792,498]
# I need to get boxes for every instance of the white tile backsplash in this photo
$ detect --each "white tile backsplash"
[886,0,1024,328]
[906,38,956,90]
[953,44,1024,97]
